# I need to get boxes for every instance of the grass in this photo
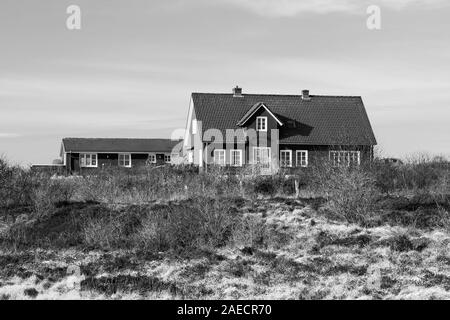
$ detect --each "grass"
[0,154,449,299]
[0,198,449,299]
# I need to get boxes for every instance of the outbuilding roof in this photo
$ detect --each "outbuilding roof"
[62,138,182,153]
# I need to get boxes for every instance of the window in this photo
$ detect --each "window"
[253,147,271,168]
[256,117,267,132]
[280,150,292,167]
[148,154,156,163]
[287,120,296,128]
[230,149,242,167]
[214,149,226,166]
[164,154,171,163]
[118,153,131,167]
[80,153,97,168]
[329,151,360,167]
[296,150,308,167]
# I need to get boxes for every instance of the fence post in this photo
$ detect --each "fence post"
[294,178,300,198]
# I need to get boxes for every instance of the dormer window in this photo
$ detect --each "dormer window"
[256,117,267,132]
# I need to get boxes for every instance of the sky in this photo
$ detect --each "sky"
[0,0,449,165]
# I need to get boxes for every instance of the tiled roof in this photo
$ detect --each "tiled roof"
[192,93,377,146]
[62,138,182,153]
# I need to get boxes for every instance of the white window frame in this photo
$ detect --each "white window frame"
[164,154,171,163]
[80,153,98,168]
[230,149,243,167]
[280,150,292,167]
[329,151,361,167]
[253,147,271,168]
[296,150,308,167]
[214,149,226,166]
[256,116,267,132]
[118,153,132,168]
[148,153,156,164]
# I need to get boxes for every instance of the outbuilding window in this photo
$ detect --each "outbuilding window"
[148,154,156,163]
[118,153,131,167]
[80,153,97,168]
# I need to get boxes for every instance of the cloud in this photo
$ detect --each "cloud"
[0,133,21,138]
[211,0,448,17]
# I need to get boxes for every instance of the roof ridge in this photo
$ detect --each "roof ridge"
[192,92,362,98]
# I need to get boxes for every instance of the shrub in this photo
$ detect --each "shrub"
[31,177,76,217]
[252,176,278,197]
[0,157,33,208]
[372,154,449,193]
[136,203,201,251]
[83,216,120,249]
[232,214,266,248]
[314,165,380,225]
[136,197,239,252]
[372,162,403,193]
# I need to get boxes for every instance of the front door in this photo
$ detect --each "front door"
[71,156,79,173]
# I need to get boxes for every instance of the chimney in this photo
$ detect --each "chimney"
[302,89,310,100]
[233,86,243,97]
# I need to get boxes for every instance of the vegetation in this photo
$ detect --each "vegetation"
[0,154,449,299]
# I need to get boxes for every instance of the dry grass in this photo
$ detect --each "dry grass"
[1,198,449,300]
[0,154,449,299]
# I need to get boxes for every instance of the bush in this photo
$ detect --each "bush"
[136,197,239,252]
[232,214,266,248]
[31,177,77,217]
[83,215,126,249]
[372,155,449,193]
[252,176,278,197]
[314,165,380,225]
[0,157,33,208]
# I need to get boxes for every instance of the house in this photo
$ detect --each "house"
[183,87,377,172]
[60,138,182,174]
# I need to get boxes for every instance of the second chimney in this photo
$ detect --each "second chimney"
[233,86,243,97]
[302,89,310,100]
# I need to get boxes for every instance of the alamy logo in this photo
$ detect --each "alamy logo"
[66,5,81,30]
[367,5,381,30]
